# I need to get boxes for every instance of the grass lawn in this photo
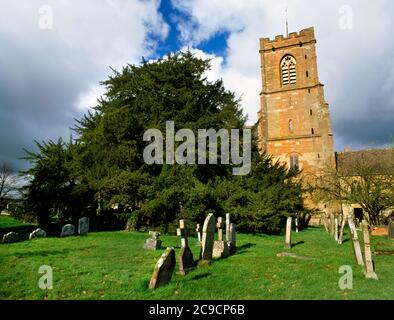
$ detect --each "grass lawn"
[0,218,393,300]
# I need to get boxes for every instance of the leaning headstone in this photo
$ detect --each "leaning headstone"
[362,221,378,280]
[149,247,176,289]
[29,228,46,240]
[2,231,19,243]
[60,224,75,237]
[195,223,202,246]
[348,217,364,266]
[213,217,230,259]
[176,220,194,275]
[201,213,216,264]
[284,217,292,249]
[78,217,90,235]
[228,223,236,254]
[143,231,162,250]
[388,221,394,240]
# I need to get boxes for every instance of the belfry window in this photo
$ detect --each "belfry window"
[288,119,294,133]
[281,55,297,85]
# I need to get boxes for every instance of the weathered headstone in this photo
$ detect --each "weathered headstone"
[2,231,19,243]
[225,213,231,241]
[78,217,90,235]
[176,220,194,275]
[29,228,46,240]
[228,223,236,254]
[348,217,364,266]
[60,224,75,237]
[149,247,176,289]
[334,217,339,241]
[337,215,346,244]
[284,217,292,249]
[330,213,335,237]
[213,217,229,259]
[201,213,216,264]
[195,223,202,246]
[143,231,162,250]
[362,220,378,280]
[389,221,394,240]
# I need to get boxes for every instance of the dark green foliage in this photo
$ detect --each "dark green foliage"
[22,51,305,233]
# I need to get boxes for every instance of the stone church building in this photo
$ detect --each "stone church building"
[256,27,392,223]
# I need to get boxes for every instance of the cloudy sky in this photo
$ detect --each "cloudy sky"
[1,0,393,171]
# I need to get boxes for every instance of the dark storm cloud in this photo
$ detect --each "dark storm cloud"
[0,0,168,171]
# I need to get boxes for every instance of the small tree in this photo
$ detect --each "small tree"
[309,148,394,225]
[0,162,19,211]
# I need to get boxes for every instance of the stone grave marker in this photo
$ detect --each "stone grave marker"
[78,217,90,235]
[284,217,292,249]
[389,221,394,240]
[295,217,299,233]
[60,224,75,237]
[29,228,46,240]
[149,247,176,289]
[201,213,216,264]
[176,220,194,275]
[334,217,339,241]
[2,231,19,243]
[143,231,162,250]
[228,223,236,254]
[362,221,378,280]
[225,213,231,241]
[337,215,346,245]
[195,223,202,246]
[213,217,229,259]
[348,217,364,266]
[330,213,335,237]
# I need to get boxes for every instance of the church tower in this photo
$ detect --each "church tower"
[258,27,335,181]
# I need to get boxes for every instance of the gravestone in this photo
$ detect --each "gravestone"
[330,213,335,237]
[228,223,236,254]
[337,215,346,245]
[2,231,19,243]
[201,213,216,264]
[334,217,339,241]
[78,217,90,235]
[60,224,75,237]
[143,231,162,250]
[389,221,394,240]
[348,217,364,266]
[295,217,299,233]
[284,217,292,249]
[195,223,202,246]
[29,228,46,240]
[176,220,194,275]
[362,221,378,280]
[149,247,176,289]
[213,217,229,259]
[225,213,231,241]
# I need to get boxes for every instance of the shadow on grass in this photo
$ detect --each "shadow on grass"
[292,241,305,247]
[190,272,211,281]
[5,246,95,259]
[235,243,256,255]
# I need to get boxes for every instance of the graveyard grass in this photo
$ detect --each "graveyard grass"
[1,217,393,300]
